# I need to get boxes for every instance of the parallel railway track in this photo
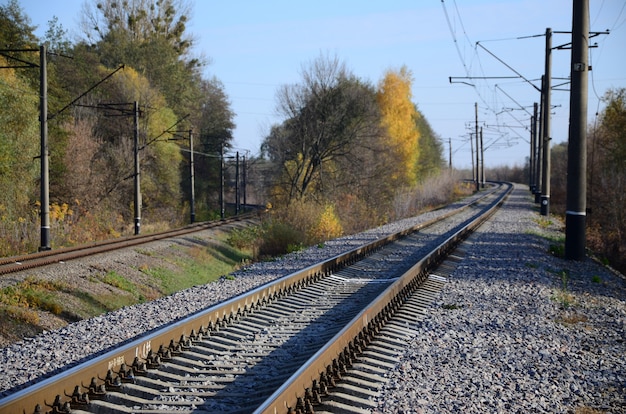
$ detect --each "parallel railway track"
[0,183,512,414]
[0,213,259,276]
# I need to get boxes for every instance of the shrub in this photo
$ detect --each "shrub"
[258,220,305,257]
[227,226,262,250]
[307,204,343,243]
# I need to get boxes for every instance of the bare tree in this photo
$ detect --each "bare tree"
[264,53,383,204]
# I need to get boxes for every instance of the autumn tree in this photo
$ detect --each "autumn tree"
[0,70,39,223]
[263,54,382,204]
[79,0,204,118]
[377,66,421,187]
[75,0,234,219]
[587,87,626,271]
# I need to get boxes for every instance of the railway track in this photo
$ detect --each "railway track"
[0,213,259,276]
[0,183,511,414]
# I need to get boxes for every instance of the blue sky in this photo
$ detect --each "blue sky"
[14,0,626,168]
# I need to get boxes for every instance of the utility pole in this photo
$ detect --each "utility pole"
[235,151,240,215]
[470,133,475,183]
[475,102,480,192]
[565,0,589,260]
[540,28,552,216]
[535,76,544,203]
[133,101,141,235]
[449,138,452,169]
[242,154,247,209]
[189,129,195,223]
[480,126,485,187]
[39,45,51,250]
[530,102,538,192]
[220,142,225,219]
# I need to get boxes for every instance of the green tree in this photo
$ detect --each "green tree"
[193,78,235,214]
[43,16,71,55]
[0,0,37,48]
[80,0,204,118]
[414,106,445,179]
[0,69,40,254]
[0,70,39,220]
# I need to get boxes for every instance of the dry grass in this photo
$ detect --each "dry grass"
[575,407,605,414]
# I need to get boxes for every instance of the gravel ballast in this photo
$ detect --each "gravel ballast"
[1,184,624,414]
[0,191,468,396]
[374,185,625,413]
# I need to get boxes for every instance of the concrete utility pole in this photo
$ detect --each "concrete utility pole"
[540,28,552,216]
[535,77,544,203]
[133,101,141,235]
[475,102,480,192]
[470,133,475,183]
[529,103,538,192]
[565,0,589,260]
[220,142,225,219]
[242,154,247,209]
[189,129,196,224]
[39,45,51,250]
[235,151,240,215]
[480,126,485,187]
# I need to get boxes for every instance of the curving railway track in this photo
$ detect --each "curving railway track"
[0,183,512,414]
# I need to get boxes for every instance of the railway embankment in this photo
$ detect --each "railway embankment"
[374,184,625,413]
[0,183,623,413]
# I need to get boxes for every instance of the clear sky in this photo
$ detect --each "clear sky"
[13,0,626,168]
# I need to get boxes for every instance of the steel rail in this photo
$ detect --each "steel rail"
[256,182,512,413]
[0,212,259,275]
[0,185,507,414]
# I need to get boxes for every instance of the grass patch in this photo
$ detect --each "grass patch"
[550,270,576,309]
[71,290,138,316]
[591,275,602,283]
[549,242,565,258]
[0,277,67,315]
[141,245,248,295]
[2,234,253,340]
[102,271,139,295]
[442,303,462,310]
[534,216,554,228]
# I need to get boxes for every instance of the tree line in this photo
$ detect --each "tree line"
[0,0,449,257]
[548,88,626,273]
[1,0,235,254]
[2,1,622,274]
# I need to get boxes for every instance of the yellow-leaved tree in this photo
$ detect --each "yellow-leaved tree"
[376,66,420,187]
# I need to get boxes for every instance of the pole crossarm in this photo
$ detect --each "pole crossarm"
[475,42,541,92]
[0,48,40,67]
[450,76,519,82]
[495,84,533,117]
[552,30,609,50]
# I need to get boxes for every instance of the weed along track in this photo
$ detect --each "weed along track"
[0,184,511,414]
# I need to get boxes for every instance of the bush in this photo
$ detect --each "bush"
[307,204,343,243]
[258,220,305,257]
[227,226,262,250]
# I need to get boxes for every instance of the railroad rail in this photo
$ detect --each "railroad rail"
[0,212,259,276]
[0,183,512,414]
